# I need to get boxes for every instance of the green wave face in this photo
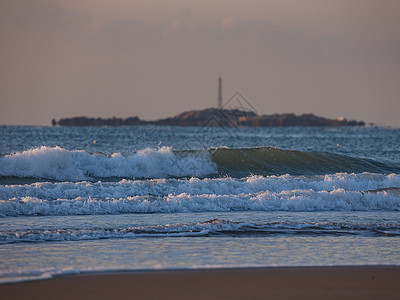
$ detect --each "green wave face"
[208,147,400,177]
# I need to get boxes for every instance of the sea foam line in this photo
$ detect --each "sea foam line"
[1,173,399,201]
[1,187,399,216]
[1,219,399,245]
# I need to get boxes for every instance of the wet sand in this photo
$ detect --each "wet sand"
[1,266,400,300]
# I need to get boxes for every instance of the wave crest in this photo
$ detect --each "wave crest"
[0,146,216,181]
[0,146,399,181]
[211,147,400,177]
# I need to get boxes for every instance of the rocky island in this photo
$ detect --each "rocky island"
[52,108,365,127]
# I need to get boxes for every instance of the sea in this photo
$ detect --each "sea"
[0,125,399,283]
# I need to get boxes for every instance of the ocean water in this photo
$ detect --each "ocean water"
[0,125,399,283]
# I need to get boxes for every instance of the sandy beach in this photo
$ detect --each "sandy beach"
[1,266,399,300]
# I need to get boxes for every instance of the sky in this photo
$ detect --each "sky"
[1,0,400,126]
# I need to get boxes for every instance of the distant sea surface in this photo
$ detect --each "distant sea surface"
[0,125,399,283]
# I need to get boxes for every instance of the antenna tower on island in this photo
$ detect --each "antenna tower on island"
[218,76,222,109]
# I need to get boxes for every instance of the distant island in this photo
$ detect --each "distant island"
[52,108,365,127]
[52,78,366,127]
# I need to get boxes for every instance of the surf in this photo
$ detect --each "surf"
[0,146,399,181]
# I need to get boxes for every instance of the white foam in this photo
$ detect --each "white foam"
[1,173,399,200]
[0,220,240,243]
[0,268,79,284]
[0,186,399,217]
[0,146,216,181]
[1,173,399,216]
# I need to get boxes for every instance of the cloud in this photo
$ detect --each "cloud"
[0,0,90,38]
[221,17,234,30]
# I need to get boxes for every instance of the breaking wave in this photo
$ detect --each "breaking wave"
[0,146,399,181]
[0,146,216,181]
[1,174,399,216]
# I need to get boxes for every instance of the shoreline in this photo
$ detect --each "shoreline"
[1,266,400,300]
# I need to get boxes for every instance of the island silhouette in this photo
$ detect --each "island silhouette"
[52,108,364,127]
[52,78,365,127]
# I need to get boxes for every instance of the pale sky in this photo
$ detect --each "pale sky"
[1,0,400,126]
